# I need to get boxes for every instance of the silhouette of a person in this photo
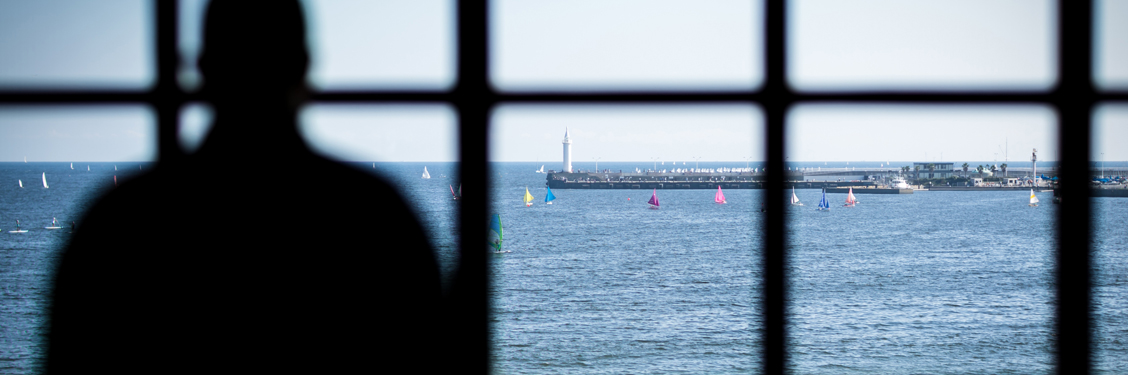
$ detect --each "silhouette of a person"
[46,2,440,372]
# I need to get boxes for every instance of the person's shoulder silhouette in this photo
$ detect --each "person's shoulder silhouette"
[46,2,441,373]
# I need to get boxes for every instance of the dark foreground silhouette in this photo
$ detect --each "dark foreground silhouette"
[46,2,441,372]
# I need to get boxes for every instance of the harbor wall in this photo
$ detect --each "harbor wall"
[546,171,876,189]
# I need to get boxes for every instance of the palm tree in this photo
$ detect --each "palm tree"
[1000,163,1008,176]
[990,164,997,174]
[976,165,984,174]
[927,163,936,178]
[962,163,969,175]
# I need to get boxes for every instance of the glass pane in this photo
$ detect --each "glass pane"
[789,0,1056,91]
[490,104,764,373]
[299,104,459,285]
[786,104,1057,373]
[179,103,213,154]
[0,105,154,373]
[491,0,763,92]
[1092,103,1128,372]
[179,0,455,91]
[1096,0,1128,91]
[0,0,153,89]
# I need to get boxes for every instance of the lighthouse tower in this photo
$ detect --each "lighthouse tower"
[562,128,573,173]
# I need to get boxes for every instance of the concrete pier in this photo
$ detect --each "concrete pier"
[546,171,877,189]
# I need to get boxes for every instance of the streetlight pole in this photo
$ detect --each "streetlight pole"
[593,157,601,173]
[651,157,659,171]
[692,156,702,171]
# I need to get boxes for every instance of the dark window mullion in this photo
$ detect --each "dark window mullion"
[155,0,182,163]
[1055,0,1094,373]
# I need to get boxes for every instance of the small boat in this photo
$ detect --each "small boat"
[536,165,545,174]
[422,166,431,179]
[1029,189,1039,207]
[450,184,461,201]
[86,165,89,171]
[648,188,660,209]
[45,217,62,230]
[715,185,726,204]
[42,173,48,189]
[18,179,22,188]
[844,187,857,207]
[489,214,509,254]
[70,163,73,170]
[523,187,534,207]
[9,220,27,233]
[545,185,556,205]
[790,187,803,206]
[817,189,830,211]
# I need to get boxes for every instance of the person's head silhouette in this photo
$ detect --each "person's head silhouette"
[198,1,308,108]
[194,1,312,157]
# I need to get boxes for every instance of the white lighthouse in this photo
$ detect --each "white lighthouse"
[562,128,573,173]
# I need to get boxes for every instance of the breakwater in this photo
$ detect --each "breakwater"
[825,187,913,194]
[546,171,876,189]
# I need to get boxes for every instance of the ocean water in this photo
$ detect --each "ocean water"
[0,161,1124,374]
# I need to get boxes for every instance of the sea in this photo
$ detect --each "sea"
[0,161,1124,374]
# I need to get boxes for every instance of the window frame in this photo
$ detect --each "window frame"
[0,1,1117,373]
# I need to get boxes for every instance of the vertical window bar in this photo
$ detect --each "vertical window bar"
[454,1,492,374]
[763,0,788,374]
[1055,0,1093,373]
[155,0,182,163]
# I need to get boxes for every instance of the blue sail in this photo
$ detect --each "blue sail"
[545,186,556,203]
[488,214,503,252]
[817,189,830,211]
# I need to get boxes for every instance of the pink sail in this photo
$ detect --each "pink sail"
[844,187,857,207]
[647,189,660,208]
[715,186,726,204]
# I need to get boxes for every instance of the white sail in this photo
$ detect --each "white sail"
[1030,189,1039,206]
[42,173,48,189]
[18,179,22,188]
[422,166,431,179]
[70,163,73,169]
[791,187,803,206]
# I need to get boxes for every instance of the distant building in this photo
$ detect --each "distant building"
[912,162,954,179]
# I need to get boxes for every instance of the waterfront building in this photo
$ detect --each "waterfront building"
[912,162,954,179]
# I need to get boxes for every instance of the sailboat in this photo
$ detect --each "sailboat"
[844,187,857,207]
[41,173,48,188]
[450,185,460,201]
[536,165,545,174]
[9,220,27,233]
[817,189,830,211]
[648,188,660,209]
[489,214,509,254]
[523,187,535,207]
[545,186,556,204]
[86,165,89,171]
[790,187,803,206]
[18,179,22,188]
[70,163,73,170]
[422,166,431,179]
[1029,189,1039,207]
[715,185,726,204]
[45,217,62,230]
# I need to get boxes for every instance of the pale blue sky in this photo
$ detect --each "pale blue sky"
[0,0,1125,162]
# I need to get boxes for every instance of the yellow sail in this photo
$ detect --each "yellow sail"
[523,187,535,206]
